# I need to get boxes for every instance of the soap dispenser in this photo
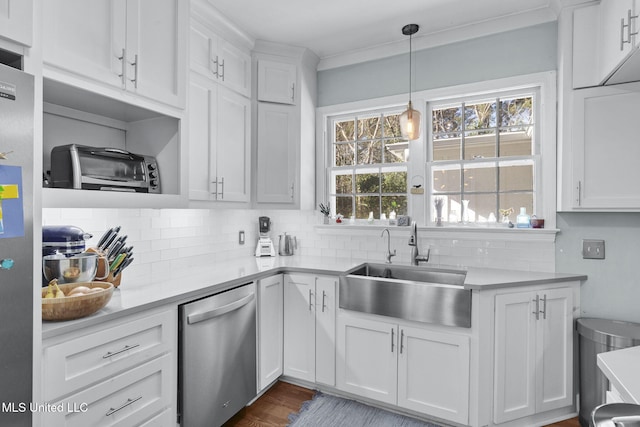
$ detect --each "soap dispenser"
[516,207,531,228]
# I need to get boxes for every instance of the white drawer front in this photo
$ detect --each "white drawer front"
[138,408,175,426]
[44,309,175,401]
[44,354,172,427]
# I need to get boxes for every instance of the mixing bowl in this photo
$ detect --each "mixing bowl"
[43,253,101,283]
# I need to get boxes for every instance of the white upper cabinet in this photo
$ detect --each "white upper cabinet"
[257,59,297,104]
[0,0,33,47]
[42,0,186,109]
[189,19,251,98]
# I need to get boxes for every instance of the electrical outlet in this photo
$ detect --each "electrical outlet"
[239,230,245,245]
[582,239,605,259]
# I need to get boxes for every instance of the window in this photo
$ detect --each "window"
[328,109,409,219]
[428,90,539,225]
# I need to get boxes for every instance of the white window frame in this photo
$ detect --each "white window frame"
[316,71,557,231]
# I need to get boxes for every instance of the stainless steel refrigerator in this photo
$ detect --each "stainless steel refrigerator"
[0,62,34,427]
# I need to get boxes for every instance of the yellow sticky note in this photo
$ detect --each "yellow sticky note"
[0,184,19,199]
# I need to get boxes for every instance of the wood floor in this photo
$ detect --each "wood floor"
[223,381,581,427]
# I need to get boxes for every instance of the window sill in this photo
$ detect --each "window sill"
[314,223,559,243]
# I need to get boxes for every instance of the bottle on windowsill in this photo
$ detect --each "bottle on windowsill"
[516,207,531,228]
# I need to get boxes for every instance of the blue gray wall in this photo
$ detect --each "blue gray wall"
[318,22,557,107]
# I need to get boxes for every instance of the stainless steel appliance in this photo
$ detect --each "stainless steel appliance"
[42,224,92,257]
[50,144,160,193]
[254,216,275,257]
[0,61,34,427]
[278,232,296,256]
[179,282,257,427]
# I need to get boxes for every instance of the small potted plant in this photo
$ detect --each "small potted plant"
[319,202,331,224]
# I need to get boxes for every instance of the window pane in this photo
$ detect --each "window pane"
[334,173,353,194]
[335,196,353,218]
[356,172,380,193]
[499,193,534,217]
[357,141,382,164]
[358,116,382,140]
[432,166,461,193]
[335,120,355,142]
[464,164,497,192]
[382,196,407,216]
[464,130,496,160]
[464,101,496,130]
[463,194,498,223]
[384,139,408,163]
[499,96,533,126]
[335,142,355,166]
[384,115,402,138]
[356,196,380,219]
[432,106,462,134]
[433,133,461,161]
[499,163,533,191]
[381,171,407,193]
[443,195,462,223]
[499,127,532,157]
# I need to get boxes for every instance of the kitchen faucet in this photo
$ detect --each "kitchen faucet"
[381,228,396,264]
[409,221,430,265]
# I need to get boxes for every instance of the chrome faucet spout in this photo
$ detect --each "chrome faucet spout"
[409,221,430,265]
[381,228,396,264]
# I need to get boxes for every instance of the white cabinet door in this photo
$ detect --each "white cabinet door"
[43,0,126,89]
[256,103,297,203]
[189,19,218,79]
[283,274,316,382]
[126,0,186,107]
[494,291,537,424]
[187,75,216,201]
[572,85,640,209]
[398,326,470,425]
[336,315,397,404]
[215,87,251,202]
[258,275,283,392]
[535,287,573,413]
[257,59,297,104]
[494,287,573,424]
[315,276,336,386]
[599,0,637,82]
[0,0,33,46]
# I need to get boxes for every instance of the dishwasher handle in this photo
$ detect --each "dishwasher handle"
[187,292,255,325]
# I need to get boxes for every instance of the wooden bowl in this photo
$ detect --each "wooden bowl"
[42,282,114,321]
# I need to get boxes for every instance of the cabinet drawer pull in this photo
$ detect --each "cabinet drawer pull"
[532,295,540,320]
[102,344,140,359]
[105,395,142,416]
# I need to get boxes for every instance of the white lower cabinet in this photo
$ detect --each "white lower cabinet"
[283,273,336,386]
[257,274,284,392]
[336,313,470,425]
[493,287,573,424]
[41,307,177,427]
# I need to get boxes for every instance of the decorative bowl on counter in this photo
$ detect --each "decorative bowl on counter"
[43,252,108,284]
[41,282,114,321]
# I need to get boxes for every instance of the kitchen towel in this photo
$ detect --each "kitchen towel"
[288,392,442,427]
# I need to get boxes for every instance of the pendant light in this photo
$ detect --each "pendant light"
[399,24,421,140]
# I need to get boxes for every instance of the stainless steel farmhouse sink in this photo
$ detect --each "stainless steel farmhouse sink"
[339,263,472,328]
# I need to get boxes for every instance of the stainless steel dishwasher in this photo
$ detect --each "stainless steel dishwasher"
[178,282,257,427]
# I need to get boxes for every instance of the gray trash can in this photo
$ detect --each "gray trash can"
[577,318,640,427]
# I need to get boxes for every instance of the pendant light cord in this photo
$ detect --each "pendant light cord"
[409,32,412,103]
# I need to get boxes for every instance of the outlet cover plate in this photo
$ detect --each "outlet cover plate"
[582,239,605,259]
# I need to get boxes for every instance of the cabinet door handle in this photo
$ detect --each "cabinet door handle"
[219,176,224,199]
[308,289,313,312]
[219,59,225,81]
[576,181,581,206]
[621,10,639,50]
[290,182,294,200]
[540,294,547,320]
[321,290,327,312]
[212,55,219,77]
[291,83,295,102]
[211,177,219,199]
[391,328,395,353]
[128,54,138,88]
[117,48,126,86]
[400,329,405,354]
[532,294,540,320]
[105,396,142,416]
[103,343,140,359]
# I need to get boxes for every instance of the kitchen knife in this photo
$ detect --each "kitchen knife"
[108,239,127,262]
[101,229,119,251]
[113,256,133,277]
[96,228,113,249]
[109,253,126,271]
[106,234,126,254]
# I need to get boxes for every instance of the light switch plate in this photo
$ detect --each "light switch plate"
[582,239,605,259]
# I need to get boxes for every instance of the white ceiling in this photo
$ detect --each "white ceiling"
[209,0,563,66]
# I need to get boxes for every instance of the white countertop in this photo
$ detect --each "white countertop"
[41,255,586,339]
[598,345,640,404]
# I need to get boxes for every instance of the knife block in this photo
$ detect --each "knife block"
[96,260,122,287]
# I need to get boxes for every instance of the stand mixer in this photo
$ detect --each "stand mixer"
[254,216,275,257]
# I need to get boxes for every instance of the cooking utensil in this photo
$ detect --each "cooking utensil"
[42,225,93,257]
[112,256,133,277]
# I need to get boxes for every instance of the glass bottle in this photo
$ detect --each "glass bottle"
[516,207,530,228]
